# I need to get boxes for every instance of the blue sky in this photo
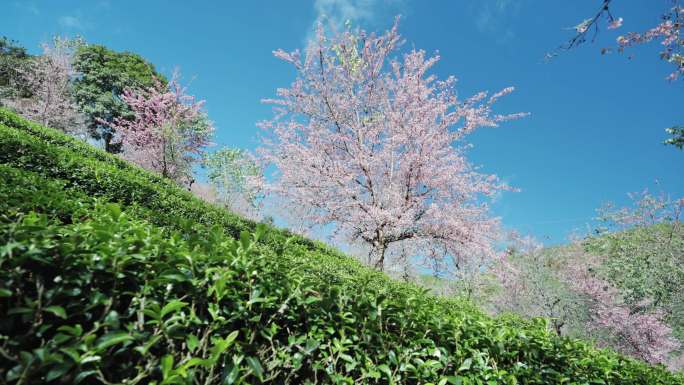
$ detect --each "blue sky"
[3,0,682,244]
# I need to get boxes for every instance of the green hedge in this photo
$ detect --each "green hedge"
[0,108,323,250]
[0,108,682,384]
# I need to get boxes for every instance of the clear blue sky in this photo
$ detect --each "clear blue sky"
[3,0,682,244]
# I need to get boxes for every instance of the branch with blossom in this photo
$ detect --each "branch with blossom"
[614,4,684,81]
[549,1,684,149]
[552,0,684,81]
[550,0,617,54]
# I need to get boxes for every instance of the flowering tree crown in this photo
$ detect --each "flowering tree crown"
[259,19,526,273]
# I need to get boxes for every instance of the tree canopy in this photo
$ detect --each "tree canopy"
[259,20,526,274]
[0,37,31,100]
[72,44,164,152]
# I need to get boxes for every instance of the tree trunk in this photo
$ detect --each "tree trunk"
[553,320,564,336]
[102,128,123,153]
[373,243,387,272]
[161,135,168,178]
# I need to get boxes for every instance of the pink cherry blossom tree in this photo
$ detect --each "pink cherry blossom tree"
[3,37,85,134]
[258,19,526,273]
[592,190,684,368]
[100,70,213,186]
[491,235,587,337]
[493,235,680,365]
[566,253,680,365]
[492,189,683,367]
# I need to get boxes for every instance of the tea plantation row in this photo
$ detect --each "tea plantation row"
[0,108,681,384]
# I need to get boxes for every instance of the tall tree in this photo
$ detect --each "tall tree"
[100,71,213,186]
[0,37,31,100]
[258,19,526,273]
[72,44,163,152]
[3,37,85,134]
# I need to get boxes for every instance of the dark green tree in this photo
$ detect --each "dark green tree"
[0,37,31,100]
[72,44,164,152]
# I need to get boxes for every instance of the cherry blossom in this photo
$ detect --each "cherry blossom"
[259,18,526,273]
[100,70,213,185]
[4,37,85,134]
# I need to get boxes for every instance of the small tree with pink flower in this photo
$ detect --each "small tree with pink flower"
[4,36,85,135]
[101,70,213,186]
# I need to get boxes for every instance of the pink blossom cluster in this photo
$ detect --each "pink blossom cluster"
[4,37,84,133]
[598,189,683,229]
[259,18,526,273]
[101,71,213,185]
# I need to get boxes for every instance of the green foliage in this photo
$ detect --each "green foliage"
[205,147,262,209]
[665,126,684,149]
[585,223,684,343]
[0,107,309,247]
[0,107,682,383]
[0,37,31,99]
[489,244,590,339]
[72,44,164,152]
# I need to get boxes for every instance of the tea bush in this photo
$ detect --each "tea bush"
[1,108,682,384]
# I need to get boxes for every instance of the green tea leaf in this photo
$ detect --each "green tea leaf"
[96,332,133,350]
[44,306,67,319]
[245,356,263,378]
[161,300,187,318]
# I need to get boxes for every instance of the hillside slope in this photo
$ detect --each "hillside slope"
[0,108,682,384]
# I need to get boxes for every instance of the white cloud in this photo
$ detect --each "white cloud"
[13,1,40,15]
[308,0,405,42]
[314,0,377,27]
[473,0,523,43]
[58,15,84,29]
